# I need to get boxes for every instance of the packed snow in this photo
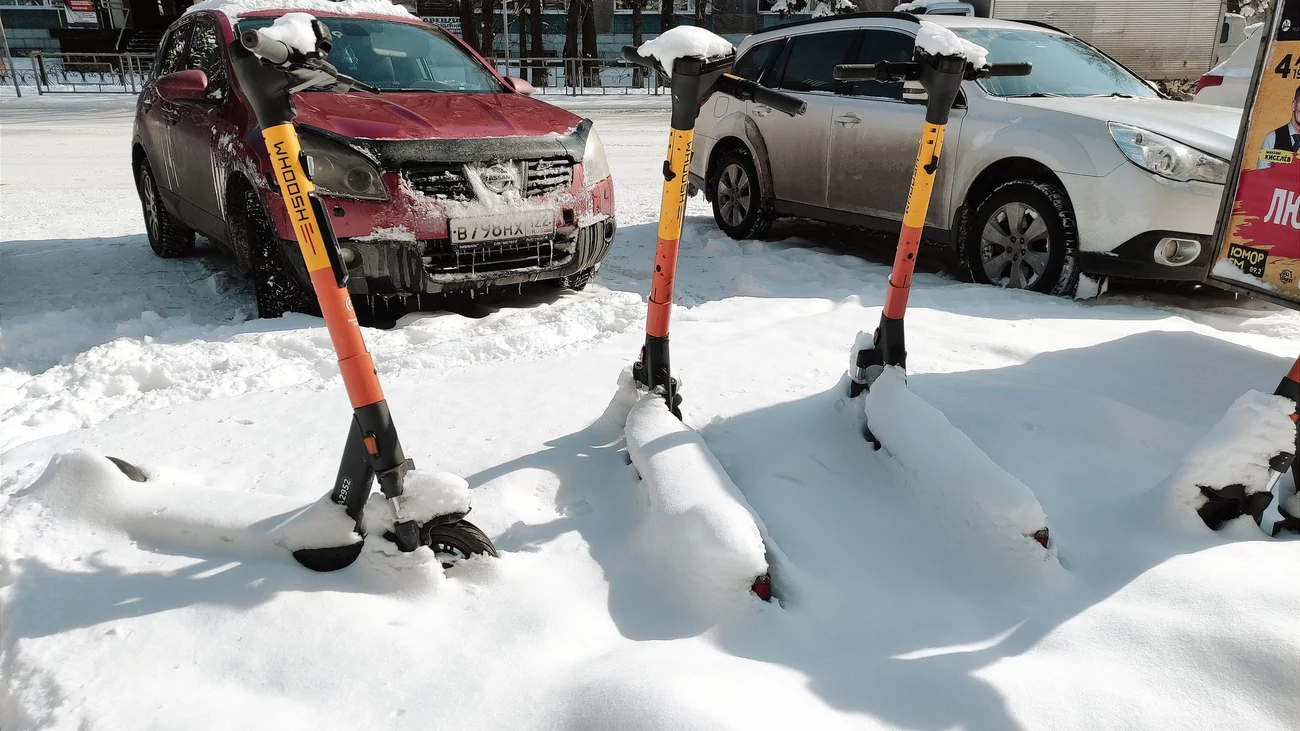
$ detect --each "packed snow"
[637,26,734,78]
[1157,389,1297,525]
[915,19,990,68]
[623,376,771,615]
[3,93,1300,730]
[185,0,415,21]
[860,366,1057,574]
[255,11,320,56]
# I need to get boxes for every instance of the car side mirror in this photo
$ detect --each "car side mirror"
[156,69,209,102]
[903,79,928,104]
[503,75,535,95]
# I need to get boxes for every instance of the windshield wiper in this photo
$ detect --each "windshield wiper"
[1089,92,1135,98]
[1004,92,1062,98]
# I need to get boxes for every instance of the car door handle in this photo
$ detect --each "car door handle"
[163,108,181,123]
[835,113,861,126]
[141,97,153,110]
[753,104,771,117]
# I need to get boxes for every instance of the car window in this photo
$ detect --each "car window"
[772,30,857,94]
[846,30,916,100]
[157,22,191,78]
[951,27,1157,98]
[237,17,504,92]
[185,19,228,102]
[733,39,783,83]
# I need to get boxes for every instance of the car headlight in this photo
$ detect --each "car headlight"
[1107,122,1228,184]
[582,128,611,185]
[297,131,389,201]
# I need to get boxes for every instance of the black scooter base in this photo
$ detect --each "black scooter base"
[292,541,365,572]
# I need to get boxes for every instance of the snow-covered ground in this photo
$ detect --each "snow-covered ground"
[3,93,1299,730]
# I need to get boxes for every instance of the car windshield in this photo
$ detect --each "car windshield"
[237,16,503,92]
[950,27,1158,98]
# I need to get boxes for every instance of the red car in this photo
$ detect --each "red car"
[132,6,616,318]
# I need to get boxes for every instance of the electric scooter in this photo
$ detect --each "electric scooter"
[232,19,496,571]
[618,45,805,418]
[839,52,1028,404]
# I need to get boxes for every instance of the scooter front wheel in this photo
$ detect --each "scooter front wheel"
[423,519,498,568]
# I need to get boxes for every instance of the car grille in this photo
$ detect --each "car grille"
[423,239,565,275]
[403,163,473,201]
[524,158,573,197]
[402,158,573,201]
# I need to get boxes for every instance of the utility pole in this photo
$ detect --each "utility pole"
[502,0,510,65]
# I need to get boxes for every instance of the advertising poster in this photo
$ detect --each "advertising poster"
[1207,0,1300,307]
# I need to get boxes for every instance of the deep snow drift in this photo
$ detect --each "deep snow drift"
[3,94,1300,731]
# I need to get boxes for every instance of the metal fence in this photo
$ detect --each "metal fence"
[489,57,667,95]
[0,52,663,96]
[0,52,156,94]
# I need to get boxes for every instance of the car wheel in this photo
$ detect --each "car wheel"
[137,160,195,258]
[964,179,1078,296]
[710,147,773,240]
[244,189,321,319]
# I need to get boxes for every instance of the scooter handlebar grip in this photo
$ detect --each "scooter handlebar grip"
[983,61,1032,77]
[717,75,806,116]
[745,83,806,116]
[620,45,657,70]
[241,28,291,66]
[833,63,877,81]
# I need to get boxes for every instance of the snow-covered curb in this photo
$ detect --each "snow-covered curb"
[624,387,770,605]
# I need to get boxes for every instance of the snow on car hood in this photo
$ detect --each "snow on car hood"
[1005,95,1242,159]
[290,91,582,141]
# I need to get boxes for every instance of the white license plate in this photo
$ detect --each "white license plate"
[448,211,555,245]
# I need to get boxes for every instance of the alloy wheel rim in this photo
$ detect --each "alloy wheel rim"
[141,170,160,241]
[980,201,1051,289]
[717,163,752,228]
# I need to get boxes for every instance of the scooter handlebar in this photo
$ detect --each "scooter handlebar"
[716,74,805,116]
[978,62,1032,77]
[240,27,291,66]
[621,45,657,71]
[835,59,1032,82]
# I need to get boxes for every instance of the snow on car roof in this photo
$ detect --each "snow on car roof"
[184,0,416,21]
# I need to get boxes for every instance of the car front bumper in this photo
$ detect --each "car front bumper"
[1060,162,1224,281]
[278,216,616,296]
[262,167,616,296]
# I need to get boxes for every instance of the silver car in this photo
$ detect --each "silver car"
[689,13,1241,295]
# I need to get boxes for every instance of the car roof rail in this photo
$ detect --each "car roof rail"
[1004,18,1068,34]
[751,11,921,38]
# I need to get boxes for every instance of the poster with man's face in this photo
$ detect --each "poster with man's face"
[1207,0,1300,305]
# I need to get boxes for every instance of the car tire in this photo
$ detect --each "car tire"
[710,147,773,240]
[243,189,321,319]
[137,160,195,258]
[964,179,1079,296]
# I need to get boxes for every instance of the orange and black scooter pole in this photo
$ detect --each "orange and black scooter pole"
[233,22,493,571]
[841,51,1029,412]
[619,46,804,417]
